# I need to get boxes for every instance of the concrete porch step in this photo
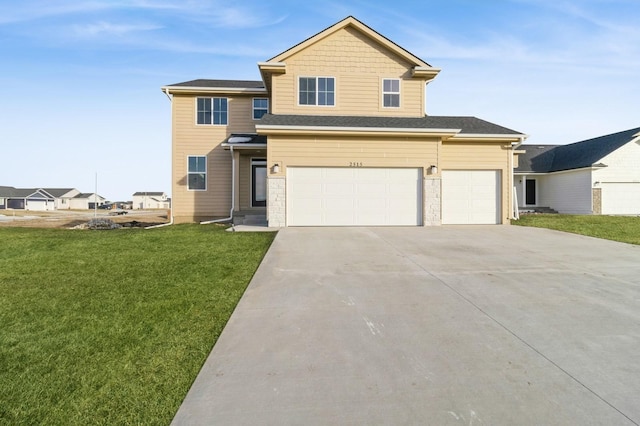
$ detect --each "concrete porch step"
[233,214,268,226]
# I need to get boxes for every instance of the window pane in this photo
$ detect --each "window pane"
[391,79,400,92]
[188,173,206,190]
[299,78,316,105]
[383,79,392,92]
[196,98,212,124]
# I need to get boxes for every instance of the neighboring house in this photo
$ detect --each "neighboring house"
[41,188,81,210]
[0,186,56,211]
[132,192,170,209]
[515,127,640,215]
[68,193,106,210]
[162,16,525,226]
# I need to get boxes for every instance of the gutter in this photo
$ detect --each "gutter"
[201,145,235,228]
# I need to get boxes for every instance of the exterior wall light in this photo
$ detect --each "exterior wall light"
[430,165,438,175]
[272,163,280,174]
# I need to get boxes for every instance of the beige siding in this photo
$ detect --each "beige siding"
[268,135,439,172]
[441,141,513,224]
[171,94,259,222]
[272,27,426,117]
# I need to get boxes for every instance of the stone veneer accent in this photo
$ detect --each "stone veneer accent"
[424,177,441,226]
[592,187,602,215]
[267,176,286,227]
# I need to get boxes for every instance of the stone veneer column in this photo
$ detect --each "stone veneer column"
[267,176,286,227]
[424,177,441,226]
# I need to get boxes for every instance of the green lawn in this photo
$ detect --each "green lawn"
[0,225,275,425]
[513,214,640,245]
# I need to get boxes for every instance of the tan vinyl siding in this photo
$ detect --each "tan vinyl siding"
[171,94,259,222]
[268,135,439,171]
[271,27,426,117]
[441,141,513,224]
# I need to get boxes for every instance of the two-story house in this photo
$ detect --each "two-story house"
[163,16,525,226]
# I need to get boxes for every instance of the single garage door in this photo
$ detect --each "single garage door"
[287,167,422,226]
[442,170,501,224]
[601,183,640,215]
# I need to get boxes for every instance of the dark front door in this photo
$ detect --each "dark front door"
[252,163,267,207]
[525,179,536,205]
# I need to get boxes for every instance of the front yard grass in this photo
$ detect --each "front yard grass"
[513,214,640,245]
[0,225,275,425]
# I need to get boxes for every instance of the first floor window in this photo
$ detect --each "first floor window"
[197,97,228,125]
[253,98,269,119]
[382,79,400,108]
[299,77,335,106]
[188,156,207,190]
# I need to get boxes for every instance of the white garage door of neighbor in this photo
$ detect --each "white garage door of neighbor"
[26,200,49,211]
[442,170,501,224]
[601,183,640,215]
[287,167,422,226]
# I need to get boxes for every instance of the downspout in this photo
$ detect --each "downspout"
[147,87,175,229]
[510,135,526,221]
[201,145,235,226]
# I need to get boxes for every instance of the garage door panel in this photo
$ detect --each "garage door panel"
[287,167,422,226]
[442,170,500,224]
[601,183,640,214]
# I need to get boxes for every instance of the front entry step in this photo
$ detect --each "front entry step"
[233,214,268,226]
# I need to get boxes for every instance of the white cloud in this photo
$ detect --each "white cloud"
[72,21,162,37]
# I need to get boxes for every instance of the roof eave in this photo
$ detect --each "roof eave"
[256,124,460,137]
[162,86,267,95]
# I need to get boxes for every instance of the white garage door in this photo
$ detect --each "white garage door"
[26,200,50,211]
[601,183,640,215]
[287,167,422,226]
[442,170,501,224]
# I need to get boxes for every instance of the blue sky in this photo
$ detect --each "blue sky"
[1,0,638,201]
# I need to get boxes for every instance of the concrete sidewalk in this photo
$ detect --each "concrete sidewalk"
[172,226,640,425]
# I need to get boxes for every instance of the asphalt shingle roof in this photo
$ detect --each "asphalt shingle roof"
[133,192,165,196]
[516,127,640,173]
[166,79,265,89]
[258,114,523,135]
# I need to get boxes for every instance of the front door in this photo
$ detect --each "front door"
[525,179,536,205]
[251,160,267,207]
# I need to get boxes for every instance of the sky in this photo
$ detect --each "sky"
[1,0,638,201]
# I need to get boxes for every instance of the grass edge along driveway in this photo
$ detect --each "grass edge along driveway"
[513,214,640,245]
[0,224,275,425]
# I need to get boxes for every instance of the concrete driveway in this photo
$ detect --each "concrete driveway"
[172,226,640,425]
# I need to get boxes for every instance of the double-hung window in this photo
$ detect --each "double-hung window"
[197,97,228,125]
[382,79,400,108]
[187,156,207,190]
[252,98,269,120]
[299,77,335,106]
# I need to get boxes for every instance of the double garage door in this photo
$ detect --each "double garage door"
[286,167,501,226]
[287,167,422,226]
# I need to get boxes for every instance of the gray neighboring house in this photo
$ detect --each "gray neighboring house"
[41,188,80,210]
[515,127,640,215]
[0,186,56,211]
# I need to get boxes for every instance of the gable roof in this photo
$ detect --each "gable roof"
[516,127,640,173]
[257,114,523,137]
[41,188,77,197]
[133,192,165,196]
[267,16,433,68]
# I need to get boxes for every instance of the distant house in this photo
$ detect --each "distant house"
[41,188,81,210]
[0,186,56,211]
[68,193,107,210]
[132,192,170,209]
[515,127,640,215]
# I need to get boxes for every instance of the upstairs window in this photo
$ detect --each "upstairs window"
[187,156,207,190]
[382,79,400,108]
[253,98,269,120]
[299,77,335,106]
[197,97,228,125]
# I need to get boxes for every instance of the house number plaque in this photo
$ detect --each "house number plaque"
[349,162,363,167]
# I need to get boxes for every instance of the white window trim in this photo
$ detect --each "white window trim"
[297,76,336,107]
[382,78,401,109]
[187,155,207,191]
[195,97,228,126]
[252,98,269,120]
